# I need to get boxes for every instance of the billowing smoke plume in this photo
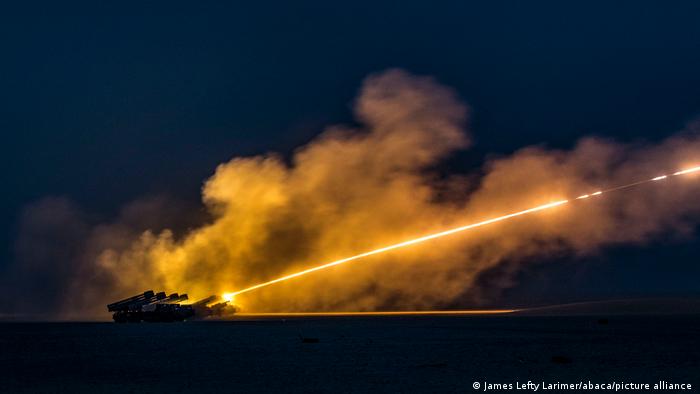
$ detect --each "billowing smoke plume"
[4,69,700,319]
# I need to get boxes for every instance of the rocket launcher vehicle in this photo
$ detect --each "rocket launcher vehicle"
[107,290,233,323]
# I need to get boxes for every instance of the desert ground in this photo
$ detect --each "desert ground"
[1,313,698,393]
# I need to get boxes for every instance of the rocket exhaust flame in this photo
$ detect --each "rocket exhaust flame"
[225,164,700,298]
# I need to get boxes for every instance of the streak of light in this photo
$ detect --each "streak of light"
[225,163,700,298]
[228,200,569,296]
[673,166,700,176]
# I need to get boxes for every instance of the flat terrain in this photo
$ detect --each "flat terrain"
[1,315,699,393]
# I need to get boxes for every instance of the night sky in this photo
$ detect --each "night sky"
[2,2,700,307]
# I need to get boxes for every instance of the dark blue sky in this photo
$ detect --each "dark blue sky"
[2,2,700,305]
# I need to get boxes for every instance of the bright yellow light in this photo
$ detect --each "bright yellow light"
[652,175,667,181]
[227,199,569,296]
[673,166,700,176]
[222,293,236,302]
[576,194,590,200]
[591,191,602,196]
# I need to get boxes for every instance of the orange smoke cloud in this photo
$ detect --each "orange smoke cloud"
[7,69,700,318]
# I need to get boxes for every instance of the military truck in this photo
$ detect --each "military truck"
[107,290,231,322]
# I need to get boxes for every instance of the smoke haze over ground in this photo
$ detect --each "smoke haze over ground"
[3,69,700,319]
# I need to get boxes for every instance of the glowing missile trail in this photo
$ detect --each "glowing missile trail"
[227,199,568,296]
[224,164,700,298]
[673,166,700,176]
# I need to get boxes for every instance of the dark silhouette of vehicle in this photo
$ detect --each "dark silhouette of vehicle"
[107,290,231,322]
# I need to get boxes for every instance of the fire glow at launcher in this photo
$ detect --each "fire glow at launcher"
[223,165,700,300]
